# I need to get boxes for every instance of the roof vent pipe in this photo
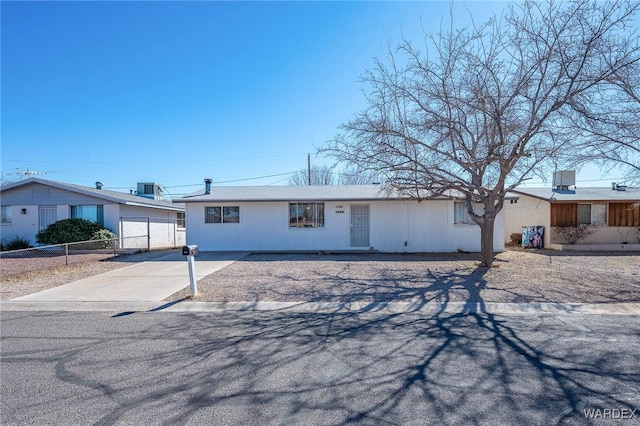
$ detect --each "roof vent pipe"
[204,178,212,195]
[612,182,617,190]
[96,182,103,190]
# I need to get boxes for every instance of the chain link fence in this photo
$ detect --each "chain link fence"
[0,235,148,278]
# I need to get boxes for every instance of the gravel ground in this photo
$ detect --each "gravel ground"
[166,249,640,304]
[0,249,179,301]
[2,248,638,304]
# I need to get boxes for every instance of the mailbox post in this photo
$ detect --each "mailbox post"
[182,245,199,296]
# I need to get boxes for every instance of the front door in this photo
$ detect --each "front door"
[38,206,57,231]
[350,204,370,247]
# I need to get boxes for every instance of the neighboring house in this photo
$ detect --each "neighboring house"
[0,178,185,249]
[173,181,505,253]
[505,183,640,251]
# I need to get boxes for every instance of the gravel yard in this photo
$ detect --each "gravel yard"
[166,250,640,304]
[2,248,638,304]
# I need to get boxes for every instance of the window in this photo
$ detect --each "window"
[71,205,104,225]
[577,204,591,225]
[289,203,324,228]
[205,206,239,224]
[177,212,186,229]
[454,201,470,225]
[578,203,607,226]
[591,204,607,226]
[1,206,12,224]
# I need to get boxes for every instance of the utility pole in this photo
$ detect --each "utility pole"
[307,153,311,186]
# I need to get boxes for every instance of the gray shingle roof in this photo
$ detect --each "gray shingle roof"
[0,178,184,211]
[173,185,439,203]
[511,187,640,202]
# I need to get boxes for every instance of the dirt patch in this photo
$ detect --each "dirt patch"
[166,250,640,304]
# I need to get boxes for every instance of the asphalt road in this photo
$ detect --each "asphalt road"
[1,309,639,426]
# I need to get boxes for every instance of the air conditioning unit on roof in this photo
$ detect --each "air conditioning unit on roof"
[137,182,165,200]
[552,170,575,190]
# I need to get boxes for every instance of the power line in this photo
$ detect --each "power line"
[212,172,297,185]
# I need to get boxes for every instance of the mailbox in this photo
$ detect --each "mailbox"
[182,245,198,256]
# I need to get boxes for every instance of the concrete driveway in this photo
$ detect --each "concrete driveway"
[11,252,249,302]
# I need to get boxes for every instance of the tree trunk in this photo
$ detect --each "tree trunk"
[479,217,495,267]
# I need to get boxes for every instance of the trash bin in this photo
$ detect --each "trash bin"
[522,226,544,249]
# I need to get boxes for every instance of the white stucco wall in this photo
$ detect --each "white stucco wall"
[184,200,505,252]
[504,195,551,247]
[1,205,40,245]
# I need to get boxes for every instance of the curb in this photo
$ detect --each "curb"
[2,300,640,315]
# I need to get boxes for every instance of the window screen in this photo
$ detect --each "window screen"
[577,204,591,225]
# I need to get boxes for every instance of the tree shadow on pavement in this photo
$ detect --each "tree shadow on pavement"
[74,266,640,425]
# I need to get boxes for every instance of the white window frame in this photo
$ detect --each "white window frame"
[1,206,12,224]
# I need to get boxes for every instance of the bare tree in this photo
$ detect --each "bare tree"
[322,0,640,266]
[288,165,336,185]
[564,61,640,184]
[337,166,382,185]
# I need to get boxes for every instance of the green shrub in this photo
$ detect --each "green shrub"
[1,235,33,251]
[35,218,116,246]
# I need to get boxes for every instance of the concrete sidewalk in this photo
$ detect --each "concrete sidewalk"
[11,251,249,302]
[3,300,640,315]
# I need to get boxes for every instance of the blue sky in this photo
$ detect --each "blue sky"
[1,1,626,198]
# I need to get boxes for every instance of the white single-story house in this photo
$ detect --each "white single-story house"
[173,181,505,253]
[505,183,640,251]
[0,178,186,249]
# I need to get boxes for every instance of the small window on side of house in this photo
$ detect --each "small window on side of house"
[1,206,12,224]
